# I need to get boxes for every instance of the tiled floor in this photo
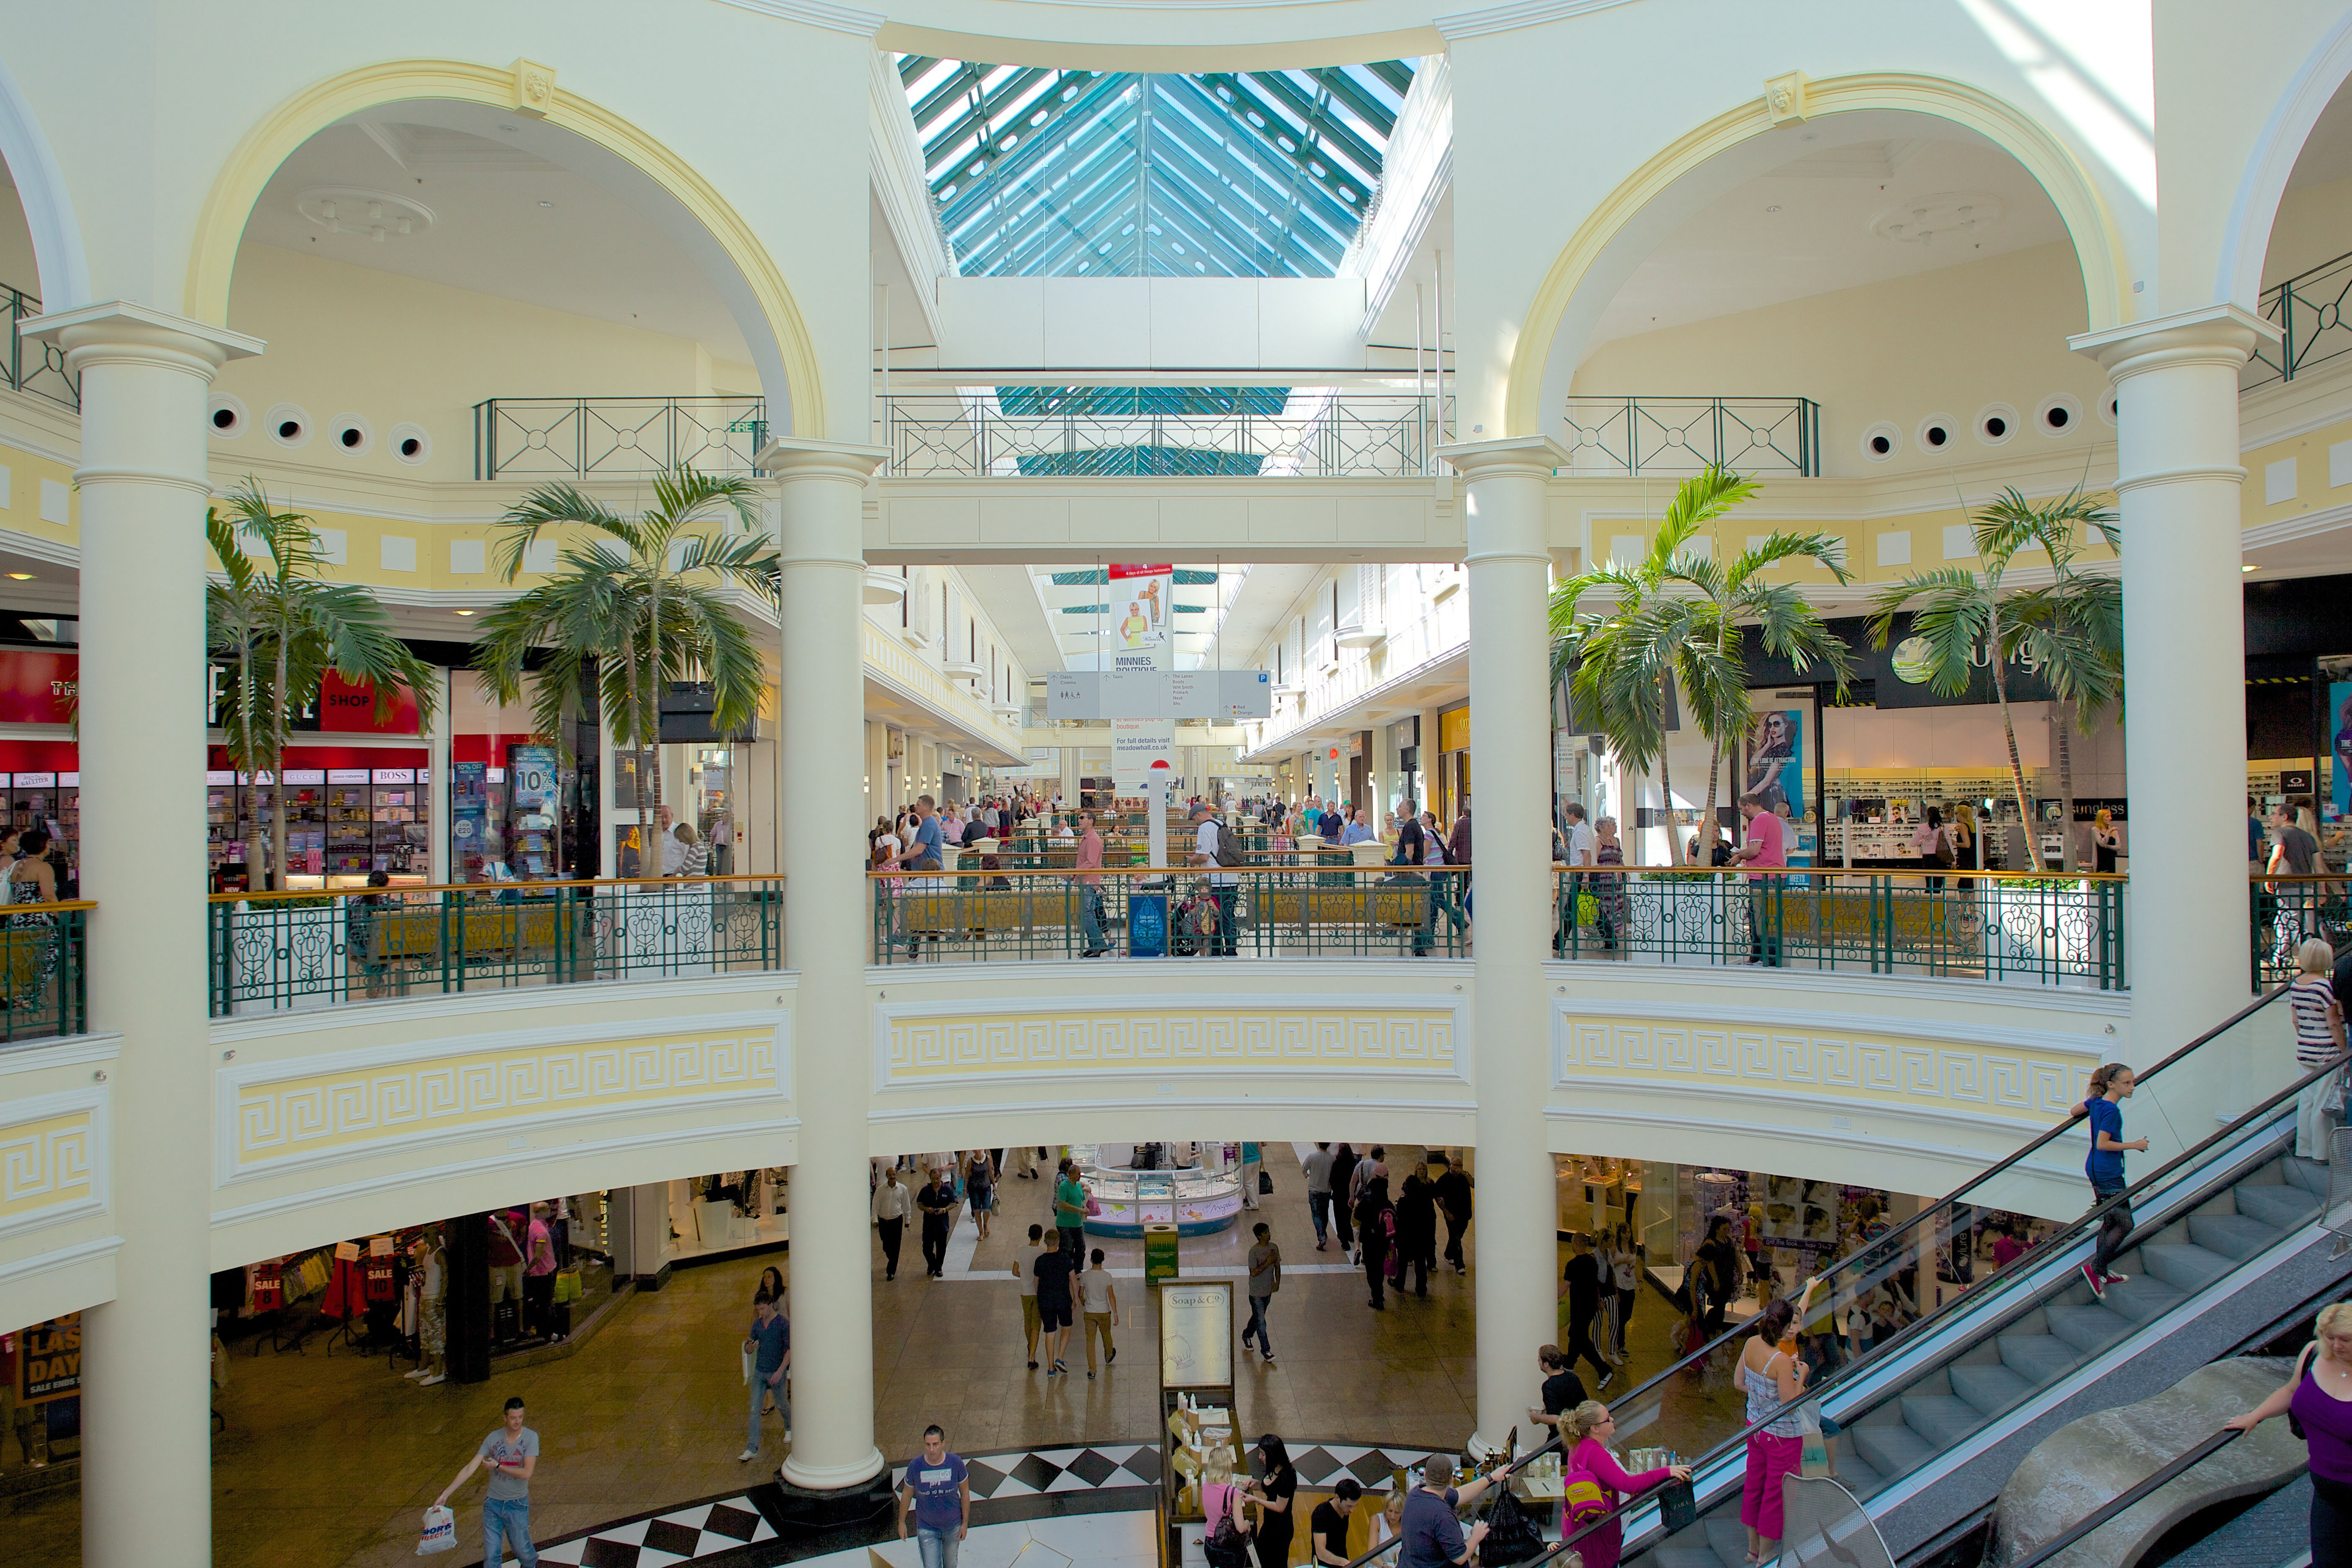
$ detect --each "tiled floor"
[4,1145,1741,1565]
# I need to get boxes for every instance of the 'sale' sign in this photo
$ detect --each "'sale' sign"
[19,1312,80,1403]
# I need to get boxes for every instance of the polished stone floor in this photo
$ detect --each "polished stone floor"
[6,1148,1740,1566]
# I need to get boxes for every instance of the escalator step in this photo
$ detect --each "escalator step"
[1850,1419,1935,1476]
[2048,1302,2134,1353]
[1701,1517,1752,1565]
[2233,1183,2322,1229]
[2097,1276,2188,1324]
[1999,1332,2084,1386]
[2190,1213,2285,1259]
[2282,1157,2330,1194]
[1900,1393,1984,1448]
[2141,1241,2234,1292]
[1949,1362,2034,1416]
[1828,1452,1887,1499]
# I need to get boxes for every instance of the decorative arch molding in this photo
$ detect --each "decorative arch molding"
[2218,10,2352,308]
[182,57,823,436]
[0,54,90,310]
[1506,71,2131,438]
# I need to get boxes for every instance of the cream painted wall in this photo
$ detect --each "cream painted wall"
[0,1033,119,1336]
[1570,242,2107,480]
[0,184,38,298]
[214,244,754,486]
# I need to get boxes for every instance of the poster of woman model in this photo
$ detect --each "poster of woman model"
[1743,704,1815,868]
[1107,563,1172,673]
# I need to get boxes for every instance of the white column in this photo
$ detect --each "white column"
[26,303,261,1568]
[1441,436,1567,1452]
[2073,307,2270,1056]
[761,437,887,1493]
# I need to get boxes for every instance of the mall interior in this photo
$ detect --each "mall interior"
[10,5,2352,1567]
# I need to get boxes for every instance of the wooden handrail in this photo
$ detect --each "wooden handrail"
[209,874,781,905]
[0,899,95,913]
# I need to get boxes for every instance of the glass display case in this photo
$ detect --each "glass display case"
[1075,1158,1243,1238]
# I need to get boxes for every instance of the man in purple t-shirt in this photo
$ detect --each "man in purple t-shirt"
[1729,790,1787,967]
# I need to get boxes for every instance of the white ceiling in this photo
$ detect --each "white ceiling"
[241,116,756,367]
[1587,126,2071,350]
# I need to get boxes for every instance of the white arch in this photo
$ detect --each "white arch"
[0,53,88,309]
[2218,9,2352,307]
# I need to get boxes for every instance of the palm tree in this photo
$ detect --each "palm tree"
[1867,486,2121,873]
[204,479,441,888]
[474,467,771,852]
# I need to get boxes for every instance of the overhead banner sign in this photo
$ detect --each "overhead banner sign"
[1111,716,1178,791]
[1048,671,1271,722]
[1107,564,1173,673]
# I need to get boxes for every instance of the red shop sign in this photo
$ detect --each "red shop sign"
[0,650,77,726]
[317,672,421,735]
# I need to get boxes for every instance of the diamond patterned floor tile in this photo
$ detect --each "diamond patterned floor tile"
[965,1460,1013,1499]
[641,1519,703,1558]
[1063,1449,1121,1488]
[1291,1446,1343,1483]
[1116,1447,1162,1484]
[1006,1453,1065,1493]
[700,1502,761,1542]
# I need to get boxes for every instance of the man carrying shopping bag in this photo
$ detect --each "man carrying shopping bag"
[434,1396,540,1566]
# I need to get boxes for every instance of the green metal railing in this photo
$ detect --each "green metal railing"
[471,396,767,480]
[2250,872,2352,990]
[0,900,89,1040]
[1560,395,1820,476]
[2245,246,2352,390]
[1553,866,2125,989]
[3,283,77,413]
[872,864,1470,963]
[206,877,783,1015]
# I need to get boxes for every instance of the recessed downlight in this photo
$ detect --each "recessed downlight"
[5,573,32,581]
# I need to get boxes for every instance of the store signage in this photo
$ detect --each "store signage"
[1106,564,1173,674]
[0,648,77,725]
[327,769,370,784]
[17,1314,80,1404]
[11,773,54,788]
[1111,717,1178,791]
[371,769,416,785]
[1156,1280,1233,1387]
[59,772,77,787]
[1047,671,1271,722]
[282,769,325,785]
[202,660,425,735]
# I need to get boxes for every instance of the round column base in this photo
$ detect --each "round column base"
[774,1451,892,1528]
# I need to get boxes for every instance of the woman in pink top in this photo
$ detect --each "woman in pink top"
[1559,1400,1691,1568]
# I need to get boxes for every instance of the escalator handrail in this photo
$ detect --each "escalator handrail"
[1540,986,2293,1480]
[2006,1428,2248,1568]
[1550,1044,2334,1560]
[1326,1437,1566,1568]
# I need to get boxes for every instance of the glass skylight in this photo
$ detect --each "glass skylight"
[898,58,1414,278]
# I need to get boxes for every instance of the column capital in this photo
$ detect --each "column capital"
[1437,433,1569,480]
[758,436,887,482]
[21,300,263,371]
[2068,303,2278,379]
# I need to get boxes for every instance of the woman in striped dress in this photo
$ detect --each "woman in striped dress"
[2288,939,2348,1161]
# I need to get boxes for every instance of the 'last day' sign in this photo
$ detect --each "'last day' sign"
[18,1313,80,1403]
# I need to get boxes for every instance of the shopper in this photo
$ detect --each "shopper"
[1080,1247,1119,1377]
[2224,1301,2352,1562]
[654,805,681,875]
[1434,1153,1473,1274]
[965,1148,995,1240]
[1243,1222,1280,1365]
[917,1166,957,1279]
[1328,1142,1357,1254]
[1240,1140,1263,1210]
[1395,1166,1438,1298]
[1190,802,1240,957]
[738,1289,791,1461]
[2290,938,2349,1160]
[1728,791,1787,965]
[1694,1216,1742,1338]
[672,820,708,877]
[1526,1343,1588,1436]
[2075,1063,2148,1299]
[1559,1402,1692,1568]
[2093,807,2121,873]
[487,1209,525,1336]
[1202,1450,1253,1563]
[1356,1173,1394,1310]
[1558,802,1597,955]
[1239,1434,1298,1568]
[407,1227,449,1386]
[1054,1158,1088,1261]
[896,1424,971,1568]
[1034,1236,1076,1377]
[1398,1453,1500,1568]
[1738,1299,1810,1567]
[1605,1224,1641,1362]
[872,1166,910,1282]
[523,1203,561,1342]
[1310,1479,1363,1565]
[1950,802,1979,890]
[1012,1224,1047,1369]
[1302,1142,1336,1251]
[1556,1233,1614,1391]
[1075,810,1109,957]
[435,1396,541,1568]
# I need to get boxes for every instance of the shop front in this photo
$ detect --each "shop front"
[1436,702,1468,823]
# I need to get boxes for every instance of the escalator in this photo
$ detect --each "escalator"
[1517,983,2352,1568]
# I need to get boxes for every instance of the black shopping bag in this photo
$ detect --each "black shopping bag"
[1656,1476,1698,1535]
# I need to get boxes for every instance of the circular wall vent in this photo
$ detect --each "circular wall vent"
[208,394,248,439]
[1860,421,1901,462]
[329,413,373,456]
[2036,395,2084,437]
[1916,414,1957,454]
[389,423,431,465]
[264,403,311,449]
[1975,402,2018,446]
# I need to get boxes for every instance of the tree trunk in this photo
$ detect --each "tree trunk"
[1658,677,1683,867]
[1702,737,1724,864]
[2057,699,2079,874]
[1987,607,2041,872]
[270,641,290,891]
[621,644,645,879]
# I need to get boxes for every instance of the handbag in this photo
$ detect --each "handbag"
[1482,1484,1549,1565]
[1201,1483,1251,1568]
[1577,892,1599,926]
[1656,1475,1700,1534]
[1084,1194,1102,1217]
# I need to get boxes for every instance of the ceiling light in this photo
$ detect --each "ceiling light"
[1767,205,1782,213]
[454,608,476,615]
[538,200,553,208]
[2242,564,2259,572]
[4,573,30,580]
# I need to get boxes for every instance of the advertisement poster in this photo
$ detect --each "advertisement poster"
[505,743,559,879]
[1157,1279,1233,1387]
[450,761,489,880]
[1107,564,1173,673]
[1742,701,1815,868]
[1112,717,1178,792]
[2332,681,2352,820]
[17,1313,80,1404]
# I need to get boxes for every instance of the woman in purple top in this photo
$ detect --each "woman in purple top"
[1559,1401,1692,1568]
[2226,1301,2352,1560]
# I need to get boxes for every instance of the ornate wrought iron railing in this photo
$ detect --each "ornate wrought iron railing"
[1560,395,1820,477]
[879,387,1453,478]
[2244,247,2352,390]
[3,284,78,413]
[1554,865,2124,989]
[0,899,90,1040]
[207,877,783,1015]
[471,397,768,480]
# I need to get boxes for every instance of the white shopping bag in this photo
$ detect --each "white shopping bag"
[742,1345,754,1385]
[417,1505,456,1555]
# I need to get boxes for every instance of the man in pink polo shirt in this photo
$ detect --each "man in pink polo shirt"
[1074,811,1109,957]
[1728,790,1787,967]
